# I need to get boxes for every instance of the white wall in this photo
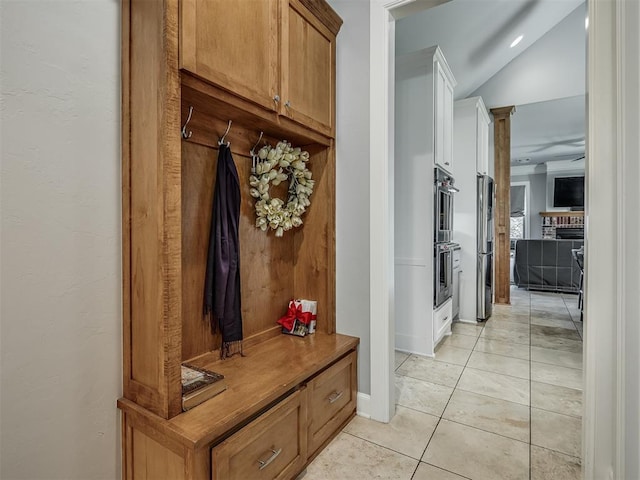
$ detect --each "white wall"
[583,0,640,477]
[619,3,640,478]
[473,3,586,107]
[327,0,371,396]
[0,2,121,479]
[511,171,547,239]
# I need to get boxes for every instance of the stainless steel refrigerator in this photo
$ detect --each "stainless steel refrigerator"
[477,174,494,320]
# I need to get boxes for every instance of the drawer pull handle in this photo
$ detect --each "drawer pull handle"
[257,448,282,470]
[328,390,344,404]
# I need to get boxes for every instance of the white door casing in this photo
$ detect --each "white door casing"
[370,1,639,478]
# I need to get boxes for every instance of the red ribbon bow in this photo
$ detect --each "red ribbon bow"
[277,301,316,331]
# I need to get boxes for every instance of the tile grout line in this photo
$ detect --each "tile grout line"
[416,316,487,475]
[528,290,533,480]
[340,430,424,465]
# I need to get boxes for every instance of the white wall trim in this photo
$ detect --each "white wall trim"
[615,1,626,476]
[356,392,372,419]
[583,0,618,477]
[510,181,530,238]
[369,0,450,426]
[614,1,640,478]
[369,0,395,424]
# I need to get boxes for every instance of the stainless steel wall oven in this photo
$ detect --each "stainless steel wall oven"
[434,242,454,308]
[435,167,457,243]
[434,167,458,309]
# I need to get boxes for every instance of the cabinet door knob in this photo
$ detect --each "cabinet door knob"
[273,95,280,103]
[257,448,282,470]
[285,100,291,108]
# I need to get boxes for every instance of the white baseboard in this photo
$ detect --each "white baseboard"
[356,392,371,419]
[456,317,479,325]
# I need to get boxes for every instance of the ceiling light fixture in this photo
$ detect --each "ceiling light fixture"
[510,35,523,48]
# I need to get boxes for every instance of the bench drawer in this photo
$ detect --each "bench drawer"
[307,351,357,455]
[211,390,307,480]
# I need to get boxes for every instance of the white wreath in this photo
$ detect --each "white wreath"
[249,141,314,237]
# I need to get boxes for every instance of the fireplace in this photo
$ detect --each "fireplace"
[555,227,584,239]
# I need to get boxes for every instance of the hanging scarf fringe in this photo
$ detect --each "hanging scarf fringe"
[221,340,243,360]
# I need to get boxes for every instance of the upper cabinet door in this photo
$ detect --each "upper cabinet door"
[476,113,489,175]
[475,99,491,175]
[180,0,280,112]
[281,0,335,137]
[442,78,454,170]
[433,61,453,171]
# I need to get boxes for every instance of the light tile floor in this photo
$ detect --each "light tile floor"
[304,288,583,480]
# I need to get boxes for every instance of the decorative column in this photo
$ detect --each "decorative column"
[491,106,515,305]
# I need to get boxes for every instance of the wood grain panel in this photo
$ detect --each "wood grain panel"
[299,0,343,35]
[122,0,133,404]
[185,447,209,480]
[284,0,334,136]
[161,0,184,421]
[132,428,185,480]
[294,147,335,334]
[118,333,358,450]
[491,106,515,305]
[180,0,279,111]
[129,0,162,395]
[181,141,297,360]
[181,142,219,360]
[211,390,307,480]
[307,351,355,454]
[181,81,332,149]
[237,148,296,338]
[127,0,182,418]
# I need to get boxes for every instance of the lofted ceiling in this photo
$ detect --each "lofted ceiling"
[396,0,587,166]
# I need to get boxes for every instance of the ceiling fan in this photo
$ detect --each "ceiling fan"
[552,153,585,162]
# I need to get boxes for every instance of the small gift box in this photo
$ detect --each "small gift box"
[277,299,318,336]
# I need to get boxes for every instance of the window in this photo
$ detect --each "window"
[510,183,527,243]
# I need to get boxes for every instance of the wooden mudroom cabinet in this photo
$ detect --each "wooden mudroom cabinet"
[180,0,337,137]
[118,0,357,479]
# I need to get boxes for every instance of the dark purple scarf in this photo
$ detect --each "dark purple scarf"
[204,144,243,358]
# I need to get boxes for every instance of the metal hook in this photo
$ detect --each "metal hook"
[181,106,194,139]
[218,120,232,147]
[250,131,264,174]
[250,131,264,156]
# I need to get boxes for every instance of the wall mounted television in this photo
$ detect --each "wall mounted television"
[553,176,584,209]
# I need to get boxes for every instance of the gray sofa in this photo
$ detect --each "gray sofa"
[513,239,584,293]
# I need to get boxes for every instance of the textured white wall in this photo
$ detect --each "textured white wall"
[511,172,546,239]
[0,1,121,479]
[473,3,586,108]
[328,0,371,395]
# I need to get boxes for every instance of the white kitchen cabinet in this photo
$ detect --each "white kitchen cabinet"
[452,247,461,319]
[433,298,453,347]
[434,60,455,171]
[476,101,491,175]
[454,96,491,176]
[394,46,456,357]
[396,46,456,173]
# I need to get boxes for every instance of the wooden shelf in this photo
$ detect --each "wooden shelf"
[540,211,584,217]
[118,332,358,449]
